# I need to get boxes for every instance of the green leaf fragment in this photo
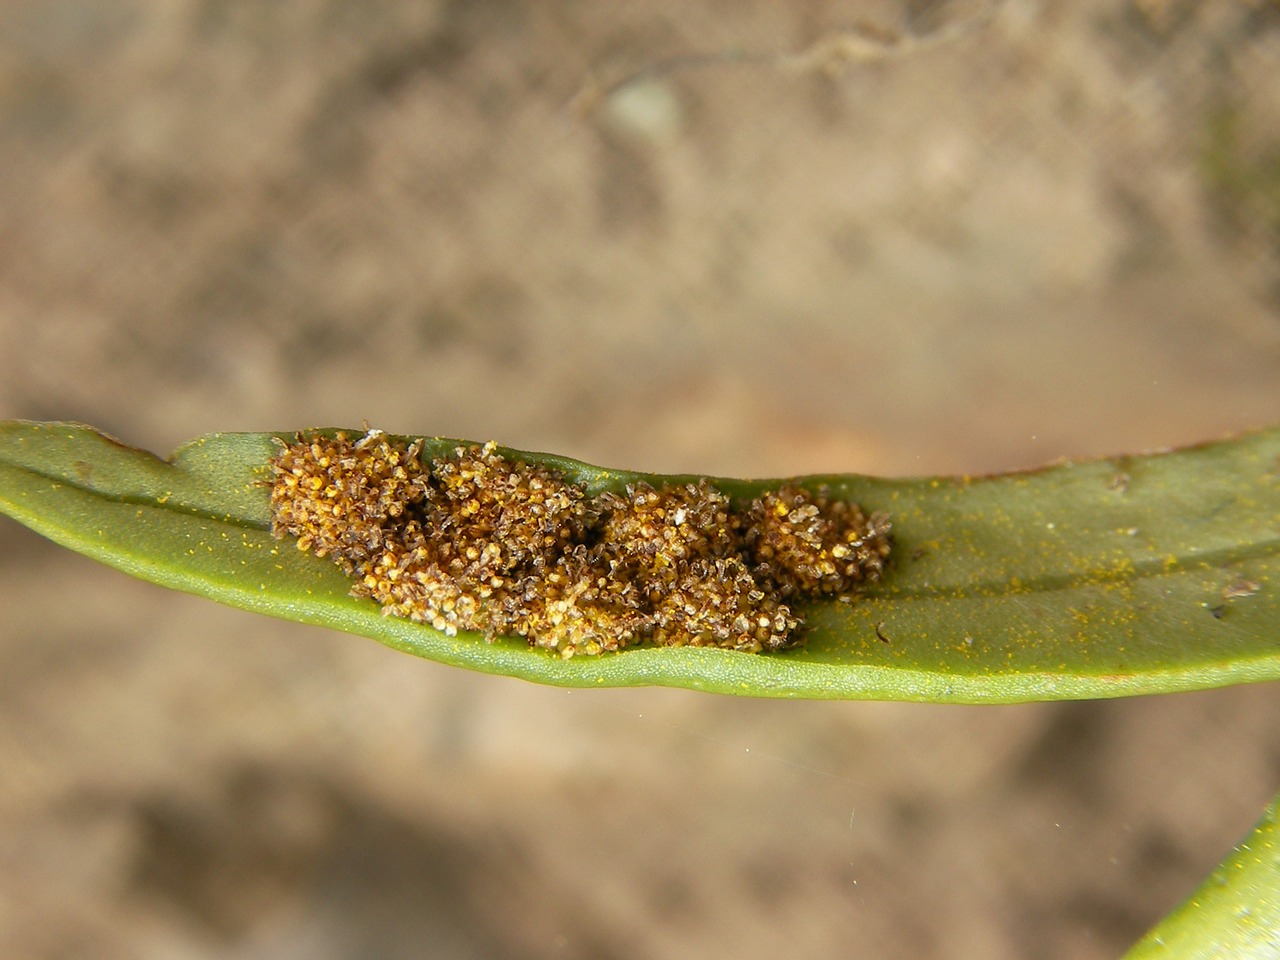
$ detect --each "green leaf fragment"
[1124,789,1280,959]
[1,420,1278,702]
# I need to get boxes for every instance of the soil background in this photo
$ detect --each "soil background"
[2,2,1279,958]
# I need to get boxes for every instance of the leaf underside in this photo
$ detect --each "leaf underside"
[1,420,1278,702]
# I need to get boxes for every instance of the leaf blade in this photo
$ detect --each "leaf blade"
[1,420,1277,702]
[1123,789,1280,959]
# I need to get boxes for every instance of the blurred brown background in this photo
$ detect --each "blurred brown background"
[2,2,1279,958]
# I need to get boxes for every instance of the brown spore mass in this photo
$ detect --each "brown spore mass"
[269,430,891,657]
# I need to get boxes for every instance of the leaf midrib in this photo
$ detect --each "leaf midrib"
[4,459,274,531]
[878,537,1278,601]
[12,453,1277,612]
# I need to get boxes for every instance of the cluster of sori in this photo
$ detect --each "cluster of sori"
[269,430,891,657]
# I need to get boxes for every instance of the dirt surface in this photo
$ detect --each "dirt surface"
[1,2,1279,958]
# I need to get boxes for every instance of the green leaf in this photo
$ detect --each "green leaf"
[1124,788,1280,959]
[1,419,1278,702]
